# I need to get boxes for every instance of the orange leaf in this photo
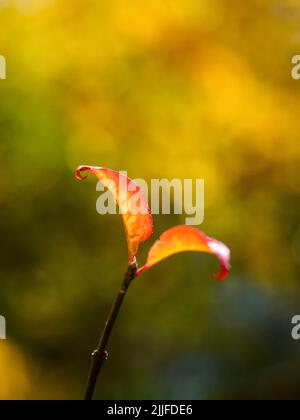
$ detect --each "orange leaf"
[137,225,231,280]
[76,166,153,263]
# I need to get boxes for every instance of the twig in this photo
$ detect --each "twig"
[84,262,137,400]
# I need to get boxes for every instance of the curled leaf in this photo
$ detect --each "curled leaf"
[76,166,153,263]
[137,225,231,280]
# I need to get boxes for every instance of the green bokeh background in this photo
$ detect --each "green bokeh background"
[1,0,300,400]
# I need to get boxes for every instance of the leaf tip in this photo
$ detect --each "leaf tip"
[75,165,90,180]
[207,238,231,281]
[75,165,103,181]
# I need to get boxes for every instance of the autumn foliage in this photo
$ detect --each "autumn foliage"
[76,165,231,280]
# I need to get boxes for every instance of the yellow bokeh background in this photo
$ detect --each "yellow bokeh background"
[1,0,300,399]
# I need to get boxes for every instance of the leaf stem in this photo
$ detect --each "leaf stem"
[84,262,137,401]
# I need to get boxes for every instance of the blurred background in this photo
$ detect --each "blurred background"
[0,0,300,400]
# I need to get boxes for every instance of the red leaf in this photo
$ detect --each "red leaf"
[76,166,153,263]
[137,225,231,280]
